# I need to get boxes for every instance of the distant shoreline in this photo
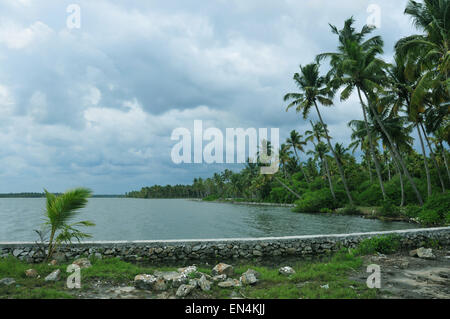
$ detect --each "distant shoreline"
[0,193,124,198]
[188,198,296,207]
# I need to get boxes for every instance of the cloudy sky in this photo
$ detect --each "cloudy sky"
[0,0,419,194]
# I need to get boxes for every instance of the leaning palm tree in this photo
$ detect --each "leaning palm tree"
[307,141,336,200]
[318,17,424,205]
[44,188,94,261]
[286,130,310,182]
[395,0,449,113]
[284,63,354,205]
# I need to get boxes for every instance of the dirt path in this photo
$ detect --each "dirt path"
[351,249,450,299]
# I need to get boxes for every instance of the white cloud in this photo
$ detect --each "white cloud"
[0,21,53,49]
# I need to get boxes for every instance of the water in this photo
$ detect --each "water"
[0,198,419,241]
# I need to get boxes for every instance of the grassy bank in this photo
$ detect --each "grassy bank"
[0,246,383,299]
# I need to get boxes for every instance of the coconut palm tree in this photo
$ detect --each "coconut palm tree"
[286,130,310,182]
[349,123,373,183]
[44,188,94,261]
[307,141,336,200]
[318,17,424,205]
[395,0,449,112]
[284,63,354,205]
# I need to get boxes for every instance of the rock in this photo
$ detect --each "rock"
[94,253,102,260]
[45,269,61,282]
[212,274,227,282]
[48,260,58,266]
[409,249,418,257]
[176,284,195,298]
[218,278,241,288]
[240,269,259,285]
[189,279,198,288]
[12,249,23,257]
[156,292,172,299]
[153,278,168,291]
[134,274,157,290]
[154,271,188,288]
[417,247,436,259]
[198,275,211,291]
[25,269,38,278]
[0,278,16,286]
[178,266,197,275]
[72,258,92,269]
[252,250,263,256]
[320,284,329,289]
[212,263,234,277]
[410,247,436,259]
[243,269,260,279]
[279,266,296,276]
[52,252,67,263]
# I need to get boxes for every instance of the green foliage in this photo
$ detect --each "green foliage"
[355,235,401,255]
[418,209,442,227]
[43,187,94,260]
[202,194,220,201]
[320,207,334,214]
[379,199,401,217]
[417,192,450,226]
[340,205,362,215]
[402,205,422,218]
[293,188,337,213]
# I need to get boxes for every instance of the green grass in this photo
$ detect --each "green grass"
[0,249,379,299]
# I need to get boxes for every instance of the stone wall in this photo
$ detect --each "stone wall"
[1,227,449,264]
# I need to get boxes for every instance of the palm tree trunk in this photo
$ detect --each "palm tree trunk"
[274,177,302,200]
[313,101,354,205]
[390,147,405,207]
[420,123,445,192]
[417,123,432,197]
[362,90,424,206]
[322,156,336,200]
[365,151,373,183]
[357,88,387,200]
[293,148,310,183]
[440,142,450,183]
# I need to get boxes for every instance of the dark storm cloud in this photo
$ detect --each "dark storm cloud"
[0,0,416,193]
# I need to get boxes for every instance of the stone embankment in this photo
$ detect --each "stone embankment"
[0,227,449,264]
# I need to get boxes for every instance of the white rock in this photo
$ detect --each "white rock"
[212,263,234,276]
[198,275,211,291]
[176,284,195,297]
[134,274,157,290]
[72,258,92,269]
[0,278,16,286]
[45,269,61,282]
[279,266,296,276]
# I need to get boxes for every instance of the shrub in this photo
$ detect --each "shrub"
[340,205,362,215]
[379,199,401,217]
[421,192,450,220]
[402,205,421,218]
[417,192,450,226]
[202,194,219,201]
[320,208,333,214]
[355,235,401,255]
[293,188,337,213]
[356,184,383,206]
[418,209,442,227]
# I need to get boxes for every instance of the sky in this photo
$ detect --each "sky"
[0,0,419,194]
